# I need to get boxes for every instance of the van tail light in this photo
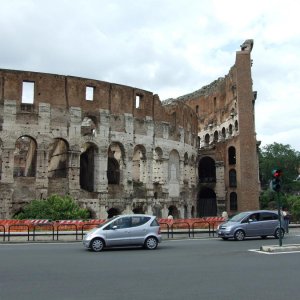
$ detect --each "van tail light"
[158,227,161,234]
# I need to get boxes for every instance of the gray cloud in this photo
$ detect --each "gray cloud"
[1,0,299,150]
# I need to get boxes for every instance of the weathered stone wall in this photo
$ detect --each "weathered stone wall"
[0,69,198,219]
[0,40,260,219]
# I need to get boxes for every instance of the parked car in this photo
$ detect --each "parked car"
[217,210,285,241]
[83,214,162,251]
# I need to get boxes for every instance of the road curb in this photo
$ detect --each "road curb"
[260,244,300,253]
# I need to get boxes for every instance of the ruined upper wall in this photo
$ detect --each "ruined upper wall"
[0,68,198,137]
[164,39,254,132]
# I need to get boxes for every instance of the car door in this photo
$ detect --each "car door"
[104,216,132,246]
[242,213,262,237]
[128,216,151,245]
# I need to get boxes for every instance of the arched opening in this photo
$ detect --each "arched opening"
[168,205,179,219]
[234,120,239,131]
[198,156,216,183]
[132,145,147,183]
[107,157,120,184]
[229,169,237,187]
[205,133,210,144]
[107,143,125,185]
[80,143,97,192]
[228,146,236,165]
[229,124,233,135]
[14,136,37,177]
[107,207,120,219]
[132,206,145,214]
[48,138,68,178]
[213,131,219,142]
[221,127,226,139]
[197,187,217,217]
[230,192,238,211]
[81,116,97,136]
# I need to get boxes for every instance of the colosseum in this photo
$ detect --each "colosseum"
[0,39,260,219]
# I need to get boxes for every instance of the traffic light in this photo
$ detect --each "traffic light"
[271,169,282,192]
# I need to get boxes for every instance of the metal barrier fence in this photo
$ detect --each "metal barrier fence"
[0,218,225,242]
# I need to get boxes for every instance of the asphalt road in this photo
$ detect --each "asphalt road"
[1,235,300,300]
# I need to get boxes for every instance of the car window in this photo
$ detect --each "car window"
[131,216,151,227]
[230,212,249,222]
[249,213,260,222]
[260,212,278,221]
[150,218,159,227]
[104,217,131,229]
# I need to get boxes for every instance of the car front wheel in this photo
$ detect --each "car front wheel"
[144,237,158,250]
[234,230,245,241]
[90,238,105,252]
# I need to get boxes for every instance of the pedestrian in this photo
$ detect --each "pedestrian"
[222,211,228,221]
[282,209,290,233]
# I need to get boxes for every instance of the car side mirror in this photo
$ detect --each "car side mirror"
[248,218,253,223]
[112,225,118,230]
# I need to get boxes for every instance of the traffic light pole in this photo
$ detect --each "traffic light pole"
[276,192,283,247]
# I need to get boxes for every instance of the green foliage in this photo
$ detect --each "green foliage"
[286,195,300,222]
[14,194,91,220]
[259,142,300,190]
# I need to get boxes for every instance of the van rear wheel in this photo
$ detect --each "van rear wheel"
[274,228,285,239]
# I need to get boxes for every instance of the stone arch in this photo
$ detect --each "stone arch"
[81,116,97,136]
[197,187,217,217]
[48,138,69,178]
[107,142,126,185]
[132,145,147,183]
[80,142,98,192]
[14,135,37,177]
[168,205,179,219]
[198,156,216,183]
[132,205,145,214]
[107,207,121,219]
[168,150,180,182]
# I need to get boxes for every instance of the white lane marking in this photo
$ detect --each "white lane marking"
[249,249,300,255]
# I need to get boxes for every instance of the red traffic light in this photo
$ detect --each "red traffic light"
[272,169,282,178]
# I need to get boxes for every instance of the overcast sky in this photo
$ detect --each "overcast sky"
[1,0,299,151]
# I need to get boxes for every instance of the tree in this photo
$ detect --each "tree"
[259,142,300,191]
[14,194,91,220]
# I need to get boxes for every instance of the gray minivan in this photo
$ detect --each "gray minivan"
[217,210,285,241]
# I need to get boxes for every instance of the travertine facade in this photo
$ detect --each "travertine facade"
[0,39,260,219]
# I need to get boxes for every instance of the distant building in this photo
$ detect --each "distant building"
[0,39,260,219]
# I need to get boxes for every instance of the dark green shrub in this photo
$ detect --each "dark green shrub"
[14,194,90,220]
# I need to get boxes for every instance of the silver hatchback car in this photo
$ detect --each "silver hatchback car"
[83,214,162,251]
[217,210,285,241]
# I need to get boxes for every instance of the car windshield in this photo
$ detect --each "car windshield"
[97,216,118,228]
[229,212,249,222]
